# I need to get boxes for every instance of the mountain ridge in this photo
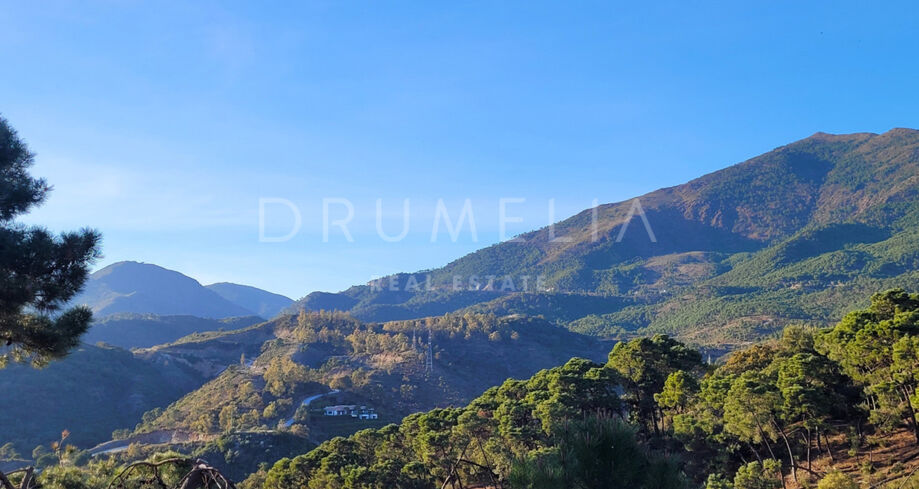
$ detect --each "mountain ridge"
[287,128,919,347]
[205,282,293,319]
[84,313,265,349]
[72,261,292,320]
[73,261,256,318]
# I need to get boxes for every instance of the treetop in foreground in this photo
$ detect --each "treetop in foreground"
[0,115,100,366]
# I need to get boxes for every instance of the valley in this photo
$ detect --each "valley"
[4,129,919,488]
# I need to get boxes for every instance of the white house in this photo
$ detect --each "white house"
[323,404,378,420]
[324,404,356,416]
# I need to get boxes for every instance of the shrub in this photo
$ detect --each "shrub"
[734,460,782,489]
[817,471,859,489]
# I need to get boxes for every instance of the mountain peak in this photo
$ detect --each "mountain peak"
[287,128,919,347]
[802,128,919,144]
[883,127,919,136]
[802,130,877,144]
[73,262,256,318]
[95,261,192,278]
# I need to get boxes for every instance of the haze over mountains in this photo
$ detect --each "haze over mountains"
[82,314,265,350]
[73,261,293,319]
[204,282,294,319]
[69,261,293,349]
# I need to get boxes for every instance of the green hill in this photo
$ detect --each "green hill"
[250,289,919,489]
[133,312,609,445]
[14,290,919,489]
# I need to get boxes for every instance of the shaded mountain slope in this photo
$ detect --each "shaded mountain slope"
[0,344,206,454]
[72,261,256,318]
[205,283,293,318]
[84,314,264,349]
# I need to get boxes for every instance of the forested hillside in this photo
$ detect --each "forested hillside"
[291,129,919,348]
[8,289,919,489]
[250,289,919,489]
[6,129,919,489]
[134,311,608,439]
[0,311,606,477]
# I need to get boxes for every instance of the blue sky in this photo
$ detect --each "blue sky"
[2,1,918,298]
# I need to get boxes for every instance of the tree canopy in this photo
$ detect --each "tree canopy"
[0,116,100,366]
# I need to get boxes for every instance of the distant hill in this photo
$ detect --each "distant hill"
[0,343,207,454]
[133,311,610,443]
[71,261,256,318]
[288,129,919,348]
[0,310,609,458]
[205,282,293,318]
[84,314,265,349]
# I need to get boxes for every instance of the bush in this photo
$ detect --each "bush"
[817,471,859,489]
[508,415,686,489]
[705,473,734,489]
[734,460,782,489]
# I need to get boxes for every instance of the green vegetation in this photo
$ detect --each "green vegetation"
[3,451,230,489]
[252,289,919,489]
[819,289,919,443]
[98,432,316,483]
[11,128,919,488]
[134,311,607,440]
[0,115,101,366]
[508,415,686,489]
[0,309,604,465]
[8,289,919,488]
[817,471,860,489]
[258,356,623,489]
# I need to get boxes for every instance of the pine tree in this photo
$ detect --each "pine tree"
[0,116,101,366]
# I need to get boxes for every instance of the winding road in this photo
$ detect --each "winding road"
[284,389,340,427]
[88,386,340,457]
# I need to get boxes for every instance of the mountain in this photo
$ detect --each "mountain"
[83,314,264,349]
[71,261,257,318]
[205,283,293,318]
[10,130,919,487]
[289,129,919,348]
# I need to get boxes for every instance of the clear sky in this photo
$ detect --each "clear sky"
[2,1,918,299]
